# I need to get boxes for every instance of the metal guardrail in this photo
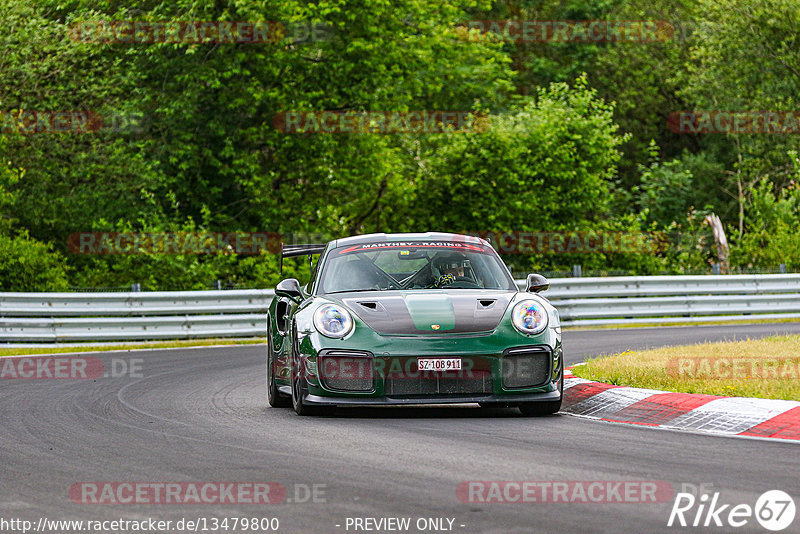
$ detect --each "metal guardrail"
[0,290,273,342]
[543,274,800,326]
[544,274,800,298]
[0,315,266,342]
[0,275,799,341]
[0,290,274,316]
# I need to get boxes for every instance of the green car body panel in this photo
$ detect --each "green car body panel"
[267,233,563,413]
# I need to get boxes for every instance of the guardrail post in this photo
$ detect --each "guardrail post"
[780,263,786,274]
[131,283,141,292]
[712,263,720,275]
[572,265,582,278]
[216,279,222,290]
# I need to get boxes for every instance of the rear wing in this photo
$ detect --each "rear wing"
[280,243,327,275]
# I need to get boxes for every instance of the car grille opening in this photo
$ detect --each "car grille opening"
[384,357,493,397]
[318,351,374,392]
[385,373,493,397]
[502,347,551,389]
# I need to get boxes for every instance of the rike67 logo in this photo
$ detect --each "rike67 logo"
[668,486,795,531]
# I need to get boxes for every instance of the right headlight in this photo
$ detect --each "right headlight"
[511,299,549,336]
[313,304,354,338]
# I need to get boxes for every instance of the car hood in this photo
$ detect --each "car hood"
[329,290,516,335]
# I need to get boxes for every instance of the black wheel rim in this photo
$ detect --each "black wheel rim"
[292,360,301,409]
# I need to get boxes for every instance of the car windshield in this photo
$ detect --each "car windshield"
[318,242,516,294]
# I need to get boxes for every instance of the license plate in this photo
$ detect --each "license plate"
[417,358,462,371]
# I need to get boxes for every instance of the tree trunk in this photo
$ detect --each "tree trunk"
[705,213,730,274]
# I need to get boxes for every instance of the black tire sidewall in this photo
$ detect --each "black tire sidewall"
[519,369,563,416]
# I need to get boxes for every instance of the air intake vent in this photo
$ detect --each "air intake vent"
[502,347,551,389]
[318,350,374,392]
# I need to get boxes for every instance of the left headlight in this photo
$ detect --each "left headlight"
[313,304,354,338]
[511,299,549,336]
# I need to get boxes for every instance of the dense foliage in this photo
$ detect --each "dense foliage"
[0,0,797,289]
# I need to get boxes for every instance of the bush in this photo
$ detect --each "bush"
[730,177,800,270]
[0,232,70,291]
[410,76,628,232]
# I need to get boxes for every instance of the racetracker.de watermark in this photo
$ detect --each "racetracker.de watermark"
[312,358,486,380]
[456,481,674,503]
[0,356,142,379]
[475,231,668,255]
[67,232,283,255]
[273,111,490,134]
[70,21,280,44]
[68,20,334,44]
[666,357,800,380]
[462,20,674,43]
[67,230,709,256]
[668,111,800,134]
[289,356,521,382]
[0,110,149,135]
[69,482,326,504]
[70,482,286,504]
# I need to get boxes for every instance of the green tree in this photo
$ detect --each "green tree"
[731,155,800,270]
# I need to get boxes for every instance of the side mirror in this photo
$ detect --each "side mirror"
[526,273,549,293]
[275,278,303,301]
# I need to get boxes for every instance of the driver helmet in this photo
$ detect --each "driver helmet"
[433,253,470,279]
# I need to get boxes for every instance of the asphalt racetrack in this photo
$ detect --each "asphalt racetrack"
[3,323,800,533]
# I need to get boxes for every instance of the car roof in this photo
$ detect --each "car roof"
[329,232,490,248]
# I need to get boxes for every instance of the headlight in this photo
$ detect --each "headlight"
[511,300,549,335]
[313,304,354,338]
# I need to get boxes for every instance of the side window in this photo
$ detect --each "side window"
[276,300,289,335]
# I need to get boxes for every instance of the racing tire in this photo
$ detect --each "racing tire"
[290,337,332,416]
[267,323,291,408]
[518,371,563,416]
[291,366,331,416]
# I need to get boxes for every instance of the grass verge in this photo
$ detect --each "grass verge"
[572,334,800,401]
[0,338,265,357]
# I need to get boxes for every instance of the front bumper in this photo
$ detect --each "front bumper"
[297,343,563,406]
[303,389,561,406]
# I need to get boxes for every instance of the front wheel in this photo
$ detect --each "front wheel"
[291,351,331,416]
[518,372,563,416]
[267,324,290,408]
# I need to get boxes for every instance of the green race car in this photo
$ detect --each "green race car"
[266,232,563,416]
